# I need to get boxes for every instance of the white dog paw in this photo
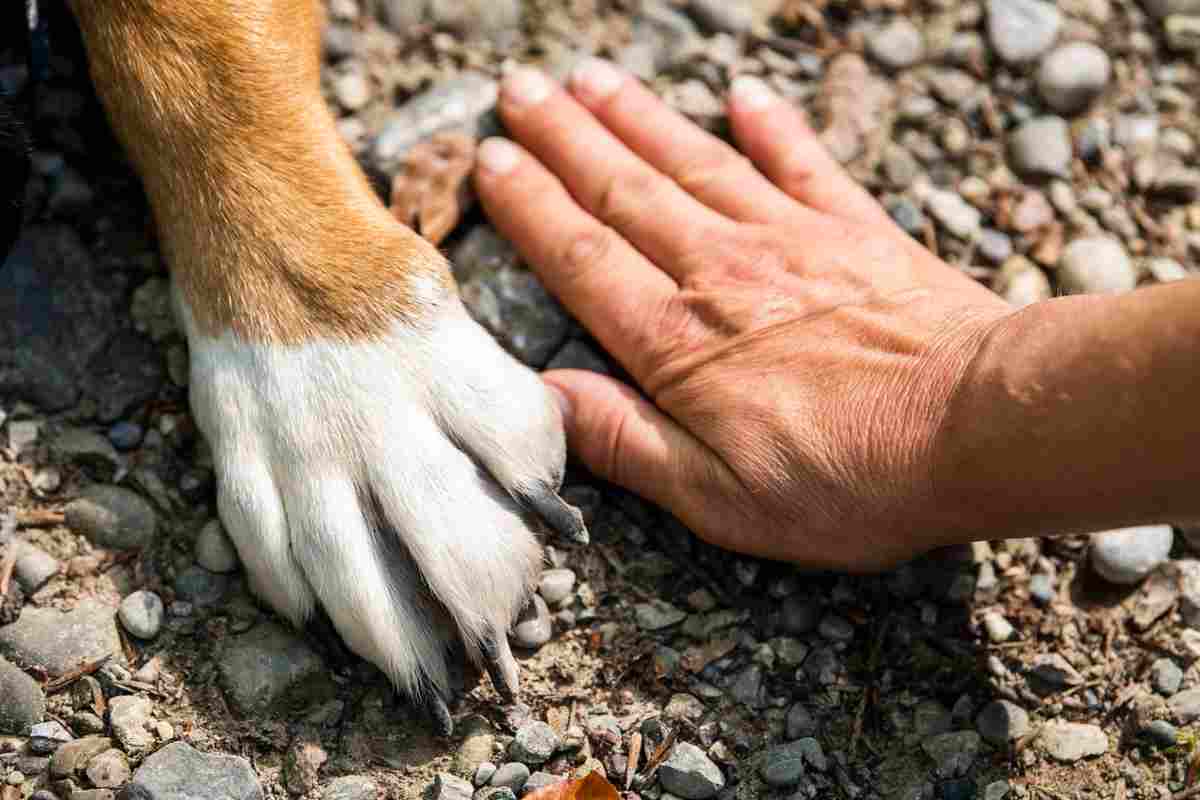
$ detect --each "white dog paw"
[179,289,585,732]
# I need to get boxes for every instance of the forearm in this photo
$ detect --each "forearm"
[933,279,1200,544]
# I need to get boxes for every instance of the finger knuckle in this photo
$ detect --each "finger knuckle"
[595,167,664,229]
[675,150,750,198]
[559,226,617,284]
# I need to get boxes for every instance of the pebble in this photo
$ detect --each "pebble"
[284,740,327,796]
[1090,525,1173,583]
[373,74,499,166]
[982,612,1014,643]
[48,428,120,481]
[195,520,240,574]
[86,748,130,788]
[1037,43,1111,115]
[926,190,982,239]
[1028,653,1084,691]
[986,0,1061,64]
[760,741,808,787]
[1170,688,1200,723]
[173,565,233,608]
[687,0,754,34]
[0,655,45,735]
[1151,658,1184,696]
[1008,117,1072,177]
[0,600,122,678]
[659,742,725,800]
[125,742,262,800]
[635,600,687,631]
[30,721,73,754]
[1038,721,1108,762]
[729,665,762,707]
[322,776,378,800]
[511,595,552,649]
[474,762,497,787]
[217,622,336,716]
[107,422,143,451]
[1058,237,1137,295]
[65,485,157,550]
[1166,14,1200,50]
[488,762,529,792]
[1147,257,1190,283]
[332,69,370,111]
[523,773,564,794]
[921,731,980,778]
[887,198,926,236]
[118,590,164,639]
[109,695,156,756]
[13,543,59,594]
[786,704,817,740]
[1141,719,1180,748]
[538,569,576,606]
[72,711,105,735]
[978,229,1014,264]
[665,693,705,723]
[975,700,1030,746]
[866,19,925,70]
[508,722,559,766]
[50,736,113,779]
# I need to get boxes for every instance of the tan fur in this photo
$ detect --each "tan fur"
[67,0,450,343]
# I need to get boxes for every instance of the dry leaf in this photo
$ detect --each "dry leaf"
[524,771,621,800]
[389,131,476,245]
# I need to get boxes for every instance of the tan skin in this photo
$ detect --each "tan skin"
[473,61,1200,571]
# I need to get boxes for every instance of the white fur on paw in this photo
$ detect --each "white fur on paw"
[176,289,566,700]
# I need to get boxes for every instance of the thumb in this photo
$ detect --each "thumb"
[542,369,723,518]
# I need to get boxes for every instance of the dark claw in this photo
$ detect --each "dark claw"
[481,633,519,704]
[425,692,454,737]
[519,486,589,545]
[305,608,356,676]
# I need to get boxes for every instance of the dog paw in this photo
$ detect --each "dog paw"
[179,285,586,732]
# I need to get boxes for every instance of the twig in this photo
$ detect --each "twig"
[44,654,112,693]
[16,509,64,529]
[0,545,16,596]
[625,730,642,790]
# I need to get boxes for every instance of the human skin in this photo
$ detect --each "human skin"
[472,59,1200,572]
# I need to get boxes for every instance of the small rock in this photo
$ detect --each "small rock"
[0,655,45,735]
[888,198,926,236]
[1090,525,1173,583]
[426,773,473,800]
[511,595,552,649]
[1029,573,1056,604]
[107,422,143,451]
[109,695,155,756]
[30,720,73,753]
[1028,653,1084,691]
[729,665,762,707]
[65,486,156,550]
[173,565,232,607]
[0,601,122,678]
[85,748,130,788]
[509,722,559,766]
[818,615,855,642]
[13,544,59,594]
[118,591,164,640]
[978,229,1014,265]
[284,740,327,796]
[488,762,529,792]
[866,19,925,70]
[659,742,725,800]
[982,612,1014,643]
[975,701,1030,746]
[322,776,378,800]
[49,428,120,481]
[72,712,106,735]
[635,600,687,631]
[1038,721,1108,762]
[124,741,262,800]
[373,74,498,166]
[49,736,113,780]
[987,0,1061,63]
[921,731,980,778]
[1009,117,1072,178]
[194,520,240,574]
[1169,687,1200,723]
[1036,43,1111,114]
[1059,237,1137,295]
[474,762,497,787]
[1141,719,1179,748]
[786,705,816,740]
[1166,14,1200,50]
[687,0,754,34]
[538,569,576,606]
[760,741,807,788]
[665,694,706,723]
[333,70,370,111]
[1152,658,1184,696]
[217,622,335,716]
[995,257,1053,308]
[1147,257,1190,283]
[925,190,982,239]
[523,773,564,794]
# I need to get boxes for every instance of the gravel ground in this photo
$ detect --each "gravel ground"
[2,0,1200,799]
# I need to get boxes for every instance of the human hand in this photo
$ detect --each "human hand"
[473,61,1015,571]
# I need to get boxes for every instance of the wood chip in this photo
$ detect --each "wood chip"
[389,131,476,245]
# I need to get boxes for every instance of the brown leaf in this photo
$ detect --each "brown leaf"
[523,771,621,800]
[389,131,476,245]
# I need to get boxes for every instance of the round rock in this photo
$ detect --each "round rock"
[0,600,122,679]
[1059,237,1137,295]
[1090,525,1174,584]
[1037,42,1111,114]
[511,595,552,649]
[0,655,45,735]
[866,18,925,70]
[1039,721,1108,762]
[760,741,807,788]
[537,568,576,606]
[508,722,559,766]
[987,0,1061,63]
[195,520,240,574]
[488,762,530,792]
[65,485,157,550]
[1009,117,1072,177]
[118,590,165,640]
[659,742,725,800]
[1151,658,1184,696]
[975,700,1030,746]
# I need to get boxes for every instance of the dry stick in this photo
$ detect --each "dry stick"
[0,545,17,596]
[16,509,64,528]
[625,731,642,791]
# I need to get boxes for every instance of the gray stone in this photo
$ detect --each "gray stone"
[982,612,1014,643]
[1037,43,1111,114]
[887,198,926,235]
[925,190,981,240]
[86,748,130,788]
[1028,653,1083,691]
[1152,658,1184,696]
[373,74,499,166]
[129,278,177,342]
[194,521,239,574]
[1090,525,1173,583]
[217,622,335,716]
[1059,237,1137,295]
[321,776,377,800]
[729,665,762,708]
[1169,687,1200,723]
[50,736,113,779]
[30,720,73,753]
[1009,117,1072,177]
[379,0,520,42]
[817,615,855,642]
[13,543,59,594]
[487,762,529,792]
[987,0,1061,63]
[796,738,827,772]
[635,600,687,631]
[508,722,559,766]
[49,428,120,481]
[109,695,155,756]
[0,600,121,678]
[118,591,164,640]
[537,569,575,606]
[65,486,157,550]
[994,258,1053,308]
[921,731,980,778]
[866,18,925,70]
[659,742,725,799]
[523,773,563,794]
[1166,14,1200,50]
[511,595,552,649]
[123,741,262,800]
[1141,719,1180,748]
[760,741,806,787]
[473,762,496,787]
[785,705,816,740]
[687,0,754,34]
[804,647,843,686]
[0,655,44,734]
[978,229,1014,265]
[975,701,1029,746]
[452,227,571,368]
[173,566,232,608]
[1038,721,1108,762]
[984,781,1011,800]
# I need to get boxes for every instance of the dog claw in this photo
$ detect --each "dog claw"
[425,692,454,737]
[520,486,589,545]
[481,633,520,704]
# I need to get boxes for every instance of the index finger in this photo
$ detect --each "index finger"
[473,137,676,384]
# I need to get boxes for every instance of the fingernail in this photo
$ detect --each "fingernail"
[476,137,521,175]
[504,67,552,106]
[570,57,624,101]
[730,75,775,111]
